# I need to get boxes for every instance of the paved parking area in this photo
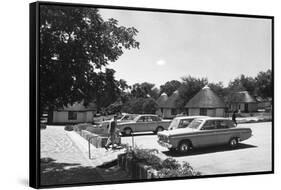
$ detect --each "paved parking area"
[40,126,129,186]
[122,122,272,175]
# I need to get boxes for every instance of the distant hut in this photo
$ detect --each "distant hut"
[52,100,97,124]
[185,86,226,117]
[226,91,258,113]
[156,91,182,118]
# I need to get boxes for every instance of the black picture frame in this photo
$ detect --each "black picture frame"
[30,1,274,189]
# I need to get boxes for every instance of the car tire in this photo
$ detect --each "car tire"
[229,137,238,148]
[178,140,191,154]
[123,128,132,136]
[154,126,164,134]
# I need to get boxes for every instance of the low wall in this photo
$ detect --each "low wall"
[78,130,121,148]
[117,154,159,179]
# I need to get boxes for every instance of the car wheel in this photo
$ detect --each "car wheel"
[178,140,191,154]
[155,126,164,134]
[123,128,132,136]
[229,137,238,148]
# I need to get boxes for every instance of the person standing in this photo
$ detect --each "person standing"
[105,115,118,150]
[232,110,238,126]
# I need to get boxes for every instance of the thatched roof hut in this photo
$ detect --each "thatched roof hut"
[185,86,226,108]
[226,91,256,103]
[162,90,179,108]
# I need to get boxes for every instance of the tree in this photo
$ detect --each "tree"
[40,5,139,111]
[122,97,157,114]
[227,74,256,95]
[131,82,159,99]
[160,80,181,96]
[142,98,158,114]
[255,70,272,98]
[208,82,228,98]
[176,76,208,108]
[95,69,121,109]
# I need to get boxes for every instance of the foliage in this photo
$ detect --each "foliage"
[40,5,139,111]
[131,82,159,99]
[125,146,200,177]
[228,74,256,95]
[105,100,123,115]
[142,98,158,114]
[131,148,162,170]
[255,69,272,98]
[160,80,181,96]
[158,162,201,177]
[208,82,228,98]
[73,123,92,132]
[122,97,158,114]
[64,125,74,131]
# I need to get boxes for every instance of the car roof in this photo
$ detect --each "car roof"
[198,117,231,121]
[175,116,209,120]
[137,114,158,117]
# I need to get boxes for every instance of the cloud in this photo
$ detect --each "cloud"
[156,59,166,66]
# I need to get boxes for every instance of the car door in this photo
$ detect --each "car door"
[196,120,219,147]
[135,116,147,132]
[215,120,236,145]
[147,116,159,131]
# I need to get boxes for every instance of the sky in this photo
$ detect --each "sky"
[99,9,272,88]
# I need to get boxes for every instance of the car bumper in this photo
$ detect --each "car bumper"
[157,140,173,149]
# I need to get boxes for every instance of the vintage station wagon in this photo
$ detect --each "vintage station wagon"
[157,117,252,153]
[118,114,171,136]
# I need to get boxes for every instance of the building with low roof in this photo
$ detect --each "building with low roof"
[185,86,226,117]
[226,91,258,113]
[51,100,97,124]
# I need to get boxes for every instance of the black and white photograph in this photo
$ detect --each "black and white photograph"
[29,1,273,188]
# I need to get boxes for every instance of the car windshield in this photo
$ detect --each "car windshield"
[188,119,203,129]
[168,118,180,129]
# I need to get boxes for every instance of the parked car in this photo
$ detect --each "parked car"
[118,114,171,136]
[157,117,252,153]
[117,114,138,123]
[168,116,208,130]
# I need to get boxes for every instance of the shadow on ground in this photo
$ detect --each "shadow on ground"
[162,143,257,157]
[123,133,156,137]
[40,157,104,186]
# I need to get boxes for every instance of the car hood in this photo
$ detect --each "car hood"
[158,128,198,136]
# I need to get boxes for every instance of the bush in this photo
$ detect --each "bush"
[85,126,107,135]
[73,123,92,132]
[64,125,73,131]
[124,146,200,177]
[162,157,180,170]
[158,162,201,178]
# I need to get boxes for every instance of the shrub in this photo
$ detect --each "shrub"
[64,125,73,131]
[124,146,200,177]
[162,157,180,170]
[73,123,91,132]
[85,126,107,135]
[158,162,201,178]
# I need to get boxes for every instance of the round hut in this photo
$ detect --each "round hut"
[185,86,226,117]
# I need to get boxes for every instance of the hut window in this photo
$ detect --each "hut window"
[68,111,77,120]
[171,109,177,115]
[200,108,207,116]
